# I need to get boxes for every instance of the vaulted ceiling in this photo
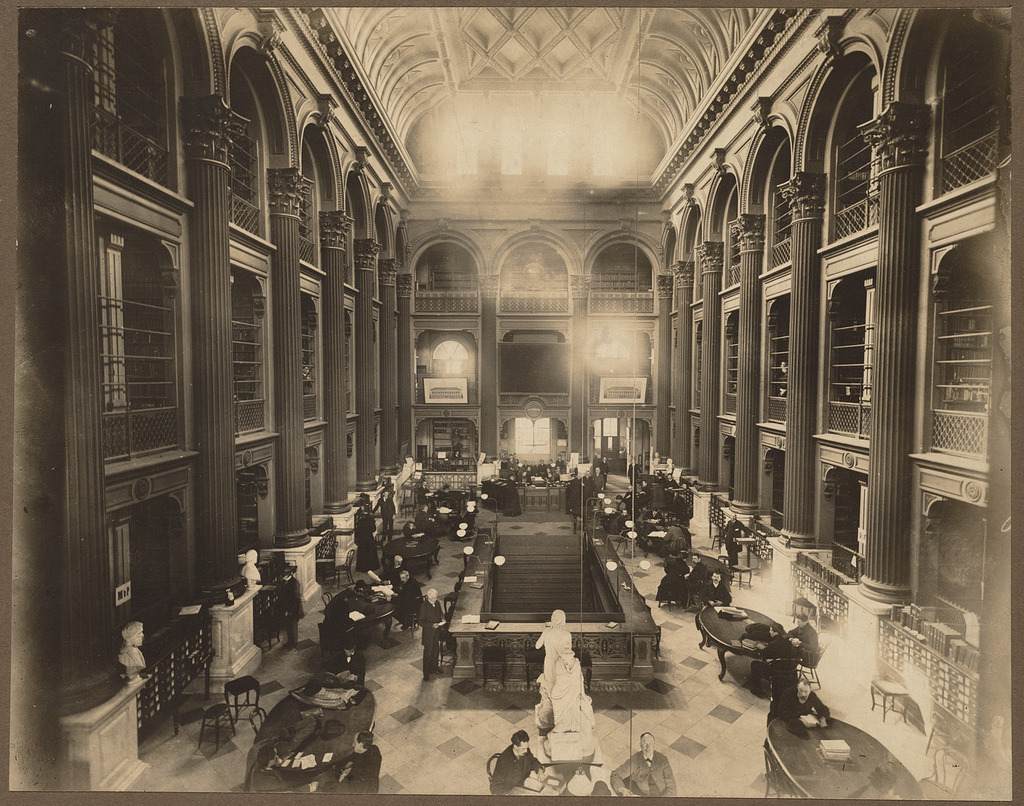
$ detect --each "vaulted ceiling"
[323,7,764,185]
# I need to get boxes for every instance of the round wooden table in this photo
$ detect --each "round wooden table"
[697,605,775,681]
[766,717,922,799]
[381,535,440,578]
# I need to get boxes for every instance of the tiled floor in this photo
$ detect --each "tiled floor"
[130,475,992,797]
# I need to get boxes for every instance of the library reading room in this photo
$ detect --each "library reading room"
[14,5,1012,799]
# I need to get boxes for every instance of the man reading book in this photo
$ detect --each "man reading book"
[490,730,545,795]
[770,679,831,728]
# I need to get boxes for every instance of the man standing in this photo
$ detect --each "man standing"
[489,730,545,795]
[611,732,677,797]
[418,588,445,680]
[279,564,303,648]
[566,472,583,532]
[374,489,396,543]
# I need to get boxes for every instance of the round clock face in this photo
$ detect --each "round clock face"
[525,400,543,420]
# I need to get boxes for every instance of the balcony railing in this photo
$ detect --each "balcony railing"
[229,125,260,234]
[500,295,568,314]
[831,543,863,583]
[834,129,878,240]
[421,456,477,472]
[770,185,792,268]
[298,184,317,266]
[303,393,318,421]
[103,405,178,461]
[91,105,168,185]
[414,290,479,314]
[932,410,988,457]
[724,392,736,415]
[231,195,260,234]
[828,401,871,439]
[942,131,999,193]
[588,292,654,314]
[767,396,787,423]
[235,398,265,435]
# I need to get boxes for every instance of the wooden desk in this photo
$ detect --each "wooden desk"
[381,535,440,578]
[766,717,923,799]
[697,606,775,681]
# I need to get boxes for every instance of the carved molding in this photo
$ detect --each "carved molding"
[396,273,413,299]
[815,15,845,63]
[656,273,674,300]
[859,102,930,171]
[181,94,235,165]
[377,258,399,286]
[672,260,695,288]
[267,168,312,218]
[752,96,773,131]
[731,214,766,253]
[695,241,723,276]
[479,275,500,297]
[569,274,591,300]
[318,211,352,251]
[782,171,826,221]
[354,238,381,270]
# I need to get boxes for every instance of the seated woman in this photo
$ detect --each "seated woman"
[391,569,422,630]
[655,556,689,606]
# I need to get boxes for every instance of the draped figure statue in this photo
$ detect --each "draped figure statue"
[535,629,596,762]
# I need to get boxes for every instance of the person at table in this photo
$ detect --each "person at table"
[686,553,710,603]
[327,640,366,687]
[610,732,677,797]
[413,478,428,508]
[604,508,626,539]
[747,622,798,696]
[656,555,689,607]
[391,569,422,631]
[489,729,546,795]
[418,588,445,681]
[771,679,831,728]
[786,610,819,664]
[414,504,439,537]
[279,564,303,648]
[722,516,743,567]
[700,570,733,607]
[318,731,382,794]
[368,553,404,588]
[373,489,396,543]
[566,472,584,531]
[664,520,691,555]
[354,507,380,574]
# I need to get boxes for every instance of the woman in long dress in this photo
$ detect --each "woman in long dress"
[354,508,379,572]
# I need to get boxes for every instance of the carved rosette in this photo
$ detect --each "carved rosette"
[353,238,380,270]
[672,260,695,288]
[695,241,723,276]
[479,274,500,297]
[656,273,674,299]
[396,273,413,299]
[730,214,766,253]
[782,172,826,221]
[569,274,591,300]
[318,211,352,251]
[378,258,399,287]
[859,102,930,171]
[267,168,311,218]
[182,95,236,165]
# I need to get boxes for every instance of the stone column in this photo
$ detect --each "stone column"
[320,211,352,514]
[570,275,591,457]
[378,258,399,473]
[354,238,381,489]
[731,214,765,514]
[479,275,499,457]
[268,168,313,547]
[696,242,723,489]
[397,273,413,461]
[780,173,825,547]
[16,12,124,786]
[672,261,695,473]
[655,273,674,458]
[857,103,929,602]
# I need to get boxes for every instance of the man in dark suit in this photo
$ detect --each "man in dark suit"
[566,473,583,532]
[747,621,798,696]
[787,611,820,664]
[723,516,743,567]
[373,490,396,543]
[770,679,831,728]
[611,732,677,797]
[320,731,382,793]
[489,730,545,795]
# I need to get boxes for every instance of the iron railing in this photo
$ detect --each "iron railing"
[298,184,317,266]
[941,55,1001,193]
[103,405,178,460]
[767,396,787,423]
[834,128,878,240]
[828,401,871,439]
[414,290,479,314]
[91,105,168,184]
[229,126,260,234]
[235,398,265,435]
[500,295,568,314]
[932,411,988,457]
[589,292,655,314]
[831,542,863,582]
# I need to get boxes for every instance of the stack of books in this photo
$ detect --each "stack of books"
[819,739,851,762]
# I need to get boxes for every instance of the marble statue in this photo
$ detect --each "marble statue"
[242,549,261,589]
[535,633,596,762]
[535,609,572,685]
[118,621,146,680]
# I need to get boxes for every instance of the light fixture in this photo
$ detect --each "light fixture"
[604,507,614,514]
[639,560,652,571]
[457,529,467,538]
[480,493,489,501]
[625,520,634,529]
[627,531,638,539]
[605,560,618,572]
[493,555,506,566]
[459,522,468,529]
[463,546,474,556]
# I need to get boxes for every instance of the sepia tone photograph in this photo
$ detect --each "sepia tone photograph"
[13,4,1012,799]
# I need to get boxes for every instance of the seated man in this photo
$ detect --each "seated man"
[391,569,422,630]
[318,731,382,794]
[656,558,689,607]
[770,679,831,728]
[747,622,798,696]
[664,520,692,555]
[610,732,677,797]
[327,642,366,687]
[685,553,710,603]
[787,610,820,664]
[368,553,405,588]
[490,730,545,795]
[700,570,733,607]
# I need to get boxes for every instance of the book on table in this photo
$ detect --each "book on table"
[521,775,544,792]
[819,739,851,761]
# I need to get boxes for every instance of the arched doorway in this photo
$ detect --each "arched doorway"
[500,418,567,463]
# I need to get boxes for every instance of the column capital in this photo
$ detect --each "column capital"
[479,274,500,297]
[267,167,311,218]
[353,238,380,270]
[570,274,591,300]
[672,260,695,288]
[730,213,766,253]
[782,172,826,221]
[656,273,675,300]
[695,241,723,276]
[318,211,352,251]
[378,258,399,286]
[396,273,413,299]
[859,102,930,171]
[181,94,237,165]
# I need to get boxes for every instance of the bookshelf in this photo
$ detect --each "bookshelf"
[932,303,992,456]
[724,318,738,415]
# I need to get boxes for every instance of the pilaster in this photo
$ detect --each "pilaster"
[480,275,500,456]
[672,261,695,473]
[570,274,591,457]
[378,258,399,473]
[396,273,413,461]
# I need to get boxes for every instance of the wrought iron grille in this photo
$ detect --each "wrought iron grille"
[235,399,265,435]
[943,133,999,193]
[725,220,741,287]
[932,411,988,456]
[834,129,878,240]
[232,316,263,433]
[831,543,863,582]
[770,189,792,268]
[828,401,871,439]
[298,183,317,265]
[414,291,479,314]
[302,394,317,421]
[589,292,655,314]
[767,397,787,423]
[500,295,568,314]
[941,50,1001,193]
[229,126,260,233]
[103,406,177,460]
[91,18,168,185]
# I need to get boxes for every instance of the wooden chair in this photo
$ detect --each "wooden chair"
[315,530,339,587]
[730,563,753,588]
[486,752,502,784]
[322,590,334,608]
[481,645,508,687]
[919,746,969,797]
[343,548,356,585]
[763,742,797,797]
[439,626,457,669]
[198,703,235,752]
[248,706,267,732]
[870,678,909,723]
[797,633,830,689]
[223,675,260,723]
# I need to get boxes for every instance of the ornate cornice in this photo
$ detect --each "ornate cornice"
[181,94,236,165]
[781,172,825,221]
[353,238,380,270]
[267,168,312,218]
[672,260,695,288]
[731,214,766,253]
[695,242,723,276]
[479,275,500,297]
[570,274,591,300]
[859,102,930,171]
[378,258,399,286]
[396,273,413,299]
[657,274,675,300]
[318,211,352,251]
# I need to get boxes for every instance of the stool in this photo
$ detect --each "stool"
[198,703,236,752]
[223,675,261,723]
[731,564,753,588]
[870,679,909,723]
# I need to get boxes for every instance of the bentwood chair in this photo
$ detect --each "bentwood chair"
[797,633,831,689]
[919,746,969,797]
[486,753,502,784]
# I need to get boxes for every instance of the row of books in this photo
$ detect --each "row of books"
[888,605,979,672]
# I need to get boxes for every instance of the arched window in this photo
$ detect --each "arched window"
[766,297,790,423]
[722,185,740,287]
[723,311,738,414]
[301,295,319,421]
[827,272,874,438]
[767,142,793,268]
[432,340,470,375]
[831,67,877,241]
[693,321,703,409]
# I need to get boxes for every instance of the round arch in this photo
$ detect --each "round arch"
[742,125,793,214]
[168,8,217,98]
[344,170,372,239]
[490,228,582,279]
[705,171,739,241]
[583,230,661,279]
[227,46,291,169]
[663,226,677,269]
[409,230,487,276]
[374,202,394,257]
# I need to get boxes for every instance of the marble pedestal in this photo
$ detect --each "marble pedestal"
[264,536,321,605]
[59,676,148,790]
[208,586,262,685]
